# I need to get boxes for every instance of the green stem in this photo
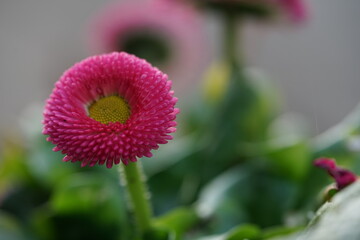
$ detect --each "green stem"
[121,161,153,235]
[223,13,239,66]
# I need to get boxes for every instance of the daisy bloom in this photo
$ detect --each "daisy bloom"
[42,52,179,168]
[314,158,357,190]
[88,0,208,97]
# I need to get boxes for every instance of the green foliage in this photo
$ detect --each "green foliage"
[32,172,130,240]
[266,138,311,182]
[154,207,199,240]
[1,38,360,240]
[196,165,299,232]
[0,212,27,240]
[143,227,172,240]
[262,226,304,239]
[299,181,360,239]
[0,140,35,192]
[226,224,261,240]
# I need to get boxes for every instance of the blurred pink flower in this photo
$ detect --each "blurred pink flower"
[43,52,178,168]
[195,0,307,23]
[88,0,208,97]
[276,0,307,22]
[314,158,357,190]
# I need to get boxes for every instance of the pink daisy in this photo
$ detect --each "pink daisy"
[88,0,207,97]
[42,52,179,168]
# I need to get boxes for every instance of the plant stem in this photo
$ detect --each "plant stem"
[121,161,153,235]
[224,13,239,66]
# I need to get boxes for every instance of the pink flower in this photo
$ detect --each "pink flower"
[276,0,307,22]
[196,0,307,23]
[43,52,179,168]
[314,158,357,190]
[88,0,208,97]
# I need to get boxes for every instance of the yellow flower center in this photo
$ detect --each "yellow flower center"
[88,95,130,124]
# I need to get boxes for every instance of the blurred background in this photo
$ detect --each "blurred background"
[0,1,360,239]
[0,0,360,140]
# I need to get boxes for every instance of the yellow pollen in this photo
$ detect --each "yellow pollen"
[88,95,130,124]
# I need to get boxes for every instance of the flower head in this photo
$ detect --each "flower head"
[314,158,357,190]
[88,0,207,97]
[43,52,178,168]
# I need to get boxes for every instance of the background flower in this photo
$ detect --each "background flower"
[192,0,307,23]
[88,0,208,99]
[314,158,357,190]
[278,0,307,22]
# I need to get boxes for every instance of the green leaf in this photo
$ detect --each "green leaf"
[143,227,173,240]
[226,224,261,240]
[196,166,250,222]
[196,164,298,230]
[0,184,50,223]
[0,140,34,190]
[262,226,304,239]
[143,134,203,177]
[196,224,261,240]
[26,135,77,188]
[265,113,312,182]
[313,103,360,169]
[154,207,199,240]
[210,66,276,159]
[32,172,131,240]
[300,181,360,239]
[266,138,311,182]
[51,173,123,215]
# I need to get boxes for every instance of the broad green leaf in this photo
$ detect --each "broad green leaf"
[262,226,304,239]
[196,164,298,231]
[266,137,311,182]
[196,224,261,240]
[313,103,360,170]
[299,181,360,239]
[31,172,131,240]
[196,166,250,221]
[226,224,261,240]
[154,207,199,240]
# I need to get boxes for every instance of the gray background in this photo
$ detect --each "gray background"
[0,0,359,137]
